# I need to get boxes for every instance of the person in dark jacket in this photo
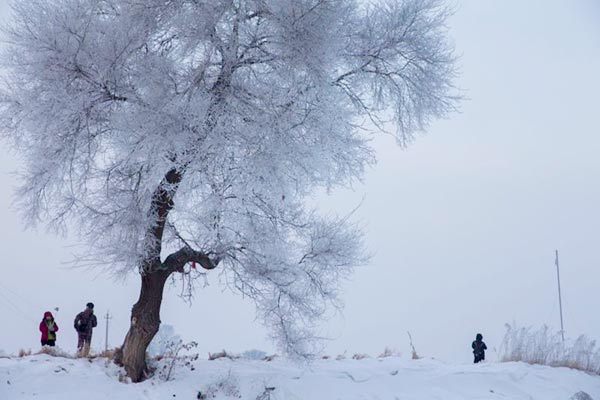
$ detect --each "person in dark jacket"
[39,311,59,347]
[74,302,97,357]
[472,333,487,363]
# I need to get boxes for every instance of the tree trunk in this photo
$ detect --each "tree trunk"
[117,269,171,382]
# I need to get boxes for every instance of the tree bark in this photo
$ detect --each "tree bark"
[117,269,172,382]
[113,167,182,381]
[113,81,224,380]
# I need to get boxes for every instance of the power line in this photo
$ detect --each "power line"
[0,290,36,324]
[0,280,59,325]
[0,280,37,306]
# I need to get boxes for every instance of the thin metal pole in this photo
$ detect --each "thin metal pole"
[104,311,112,351]
[555,250,565,344]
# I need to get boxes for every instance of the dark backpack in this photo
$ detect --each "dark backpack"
[75,313,91,333]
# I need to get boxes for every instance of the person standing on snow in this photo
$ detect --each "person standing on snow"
[39,311,59,347]
[74,302,97,357]
[472,333,487,363]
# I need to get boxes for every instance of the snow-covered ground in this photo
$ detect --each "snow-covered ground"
[1,353,599,400]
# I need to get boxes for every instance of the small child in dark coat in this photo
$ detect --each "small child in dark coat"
[472,333,487,363]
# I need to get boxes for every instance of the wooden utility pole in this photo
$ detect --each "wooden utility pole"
[555,250,565,344]
[104,311,112,351]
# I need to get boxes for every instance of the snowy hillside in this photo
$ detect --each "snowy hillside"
[1,354,599,400]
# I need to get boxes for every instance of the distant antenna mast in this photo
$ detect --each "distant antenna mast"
[555,250,565,344]
[104,310,112,352]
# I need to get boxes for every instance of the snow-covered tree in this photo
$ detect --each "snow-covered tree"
[0,0,458,381]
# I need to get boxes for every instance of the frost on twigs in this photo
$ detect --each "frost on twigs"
[153,339,199,381]
[147,325,197,381]
[0,0,459,360]
[198,371,242,399]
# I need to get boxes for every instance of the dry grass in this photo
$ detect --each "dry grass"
[500,324,600,375]
[95,348,118,359]
[18,349,31,358]
[35,346,73,358]
[24,346,119,360]
[378,347,402,358]
[351,353,370,360]
[407,331,421,360]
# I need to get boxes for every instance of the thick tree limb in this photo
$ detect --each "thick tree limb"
[141,168,183,273]
[162,246,220,273]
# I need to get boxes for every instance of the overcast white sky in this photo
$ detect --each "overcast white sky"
[1,0,599,363]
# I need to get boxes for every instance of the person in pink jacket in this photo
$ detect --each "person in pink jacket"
[39,311,59,347]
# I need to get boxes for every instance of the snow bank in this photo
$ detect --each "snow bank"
[1,354,599,399]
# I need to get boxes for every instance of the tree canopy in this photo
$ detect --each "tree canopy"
[0,0,458,361]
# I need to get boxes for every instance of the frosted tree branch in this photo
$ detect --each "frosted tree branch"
[0,0,459,358]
